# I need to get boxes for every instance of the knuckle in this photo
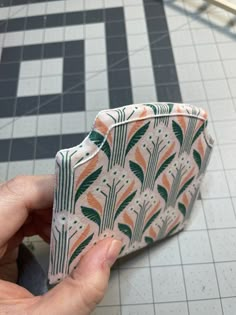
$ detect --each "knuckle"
[4,175,29,198]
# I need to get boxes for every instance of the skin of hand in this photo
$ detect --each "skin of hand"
[0,175,122,315]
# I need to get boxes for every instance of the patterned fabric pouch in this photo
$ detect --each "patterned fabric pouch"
[48,102,214,284]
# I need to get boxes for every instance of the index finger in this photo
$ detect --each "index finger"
[0,175,54,250]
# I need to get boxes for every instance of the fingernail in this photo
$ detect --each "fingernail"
[106,240,123,267]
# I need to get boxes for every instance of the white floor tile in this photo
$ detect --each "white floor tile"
[122,304,154,315]
[131,67,155,87]
[185,200,207,230]
[8,160,34,179]
[120,268,153,304]
[17,77,40,97]
[0,162,8,182]
[149,236,181,266]
[13,115,37,138]
[220,144,236,169]
[196,44,220,62]
[200,61,225,80]
[179,231,213,264]
[214,121,236,144]
[62,111,86,134]
[180,81,206,102]
[19,60,41,79]
[42,58,63,77]
[170,30,193,47]
[91,306,120,315]
[216,262,236,297]
[201,171,230,199]
[208,99,236,121]
[65,0,84,12]
[191,28,215,45]
[37,113,61,136]
[40,76,63,95]
[127,34,149,51]
[188,300,222,315]
[85,54,107,72]
[184,264,219,300]
[100,270,120,306]
[86,72,108,91]
[85,38,106,55]
[34,158,55,175]
[85,23,105,39]
[210,229,236,262]
[124,5,145,20]
[176,63,201,82]
[204,80,231,100]
[222,297,236,315]
[204,198,236,229]
[86,90,109,111]
[151,266,186,303]
[24,29,44,46]
[155,302,188,315]
[226,170,236,197]
[133,86,157,104]
[119,249,149,268]
[65,25,84,41]
[126,19,148,35]
[129,50,152,68]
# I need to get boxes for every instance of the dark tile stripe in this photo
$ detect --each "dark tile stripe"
[0,132,87,161]
[143,0,182,102]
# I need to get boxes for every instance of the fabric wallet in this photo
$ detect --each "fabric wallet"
[49,102,214,284]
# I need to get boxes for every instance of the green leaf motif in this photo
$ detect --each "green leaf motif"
[81,206,101,227]
[118,223,132,240]
[114,191,136,221]
[191,122,205,145]
[166,223,180,237]
[142,209,161,233]
[89,130,111,160]
[119,244,126,255]
[167,103,174,113]
[145,236,154,245]
[155,153,176,181]
[193,149,202,170]
[178,202,186,217]
[157,185,168,203]
[69,233,94,266]
[129,160,144,184]
[177,176,195,199]
[145,104,157,114]
[125,121,150,156]
[75,166,103,202]
[172,121,183,146]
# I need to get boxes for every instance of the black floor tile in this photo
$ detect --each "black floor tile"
[156,83,182,102]
[26,15,45,29]
[1,47,22,63]
[85,9,104,24]
[0,63,20,80]
[108,69,131,89]
[61,133,88,149]
[7,18,26,32]
[65,41,84,57]
[64,56,84,74]
[152,48,175,66]
[144,3,165,18]
[46,13,64,28]
[109,87,133,108]
[105,8,124,22]
[0,139,10,162]
[43,42,63,59]
[66,12,84,25]
[39,94,61,114]
[106,36,128,53]
[147,17,169,33]
[16,96,38,116]
[63,74,85,93]
[63,92,85,112]
[0,81,18,98]
[0,98,15,118]
[148,32,171,49]
[106,21,126,37]
[107,52,129,70]
[154,65,178,84]
[36,135,60,159]
[23,44,43,60]
[11,137,35,161]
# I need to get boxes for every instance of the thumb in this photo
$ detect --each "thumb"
[32,238,122,315]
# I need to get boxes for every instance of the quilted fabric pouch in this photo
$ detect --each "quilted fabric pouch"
[49,102,214,284]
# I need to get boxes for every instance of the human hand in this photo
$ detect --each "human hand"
[0,175,122,315]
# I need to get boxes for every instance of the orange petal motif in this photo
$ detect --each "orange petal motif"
[70,225,90,255]
[87,192,103,215]
[182,193,188,207]
[158,142,175,168]
[117,180,135,208]
[145,201,160,225]
[162,173,171,191]
[95,117,112,143]
[177,106,187,132]
[149,225,157,239]
[127,107,147,141]
[123,212,134,229]
[76,155,98,187]
[135,147,146,171]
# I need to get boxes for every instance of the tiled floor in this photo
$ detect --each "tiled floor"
[0,0,236,314]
